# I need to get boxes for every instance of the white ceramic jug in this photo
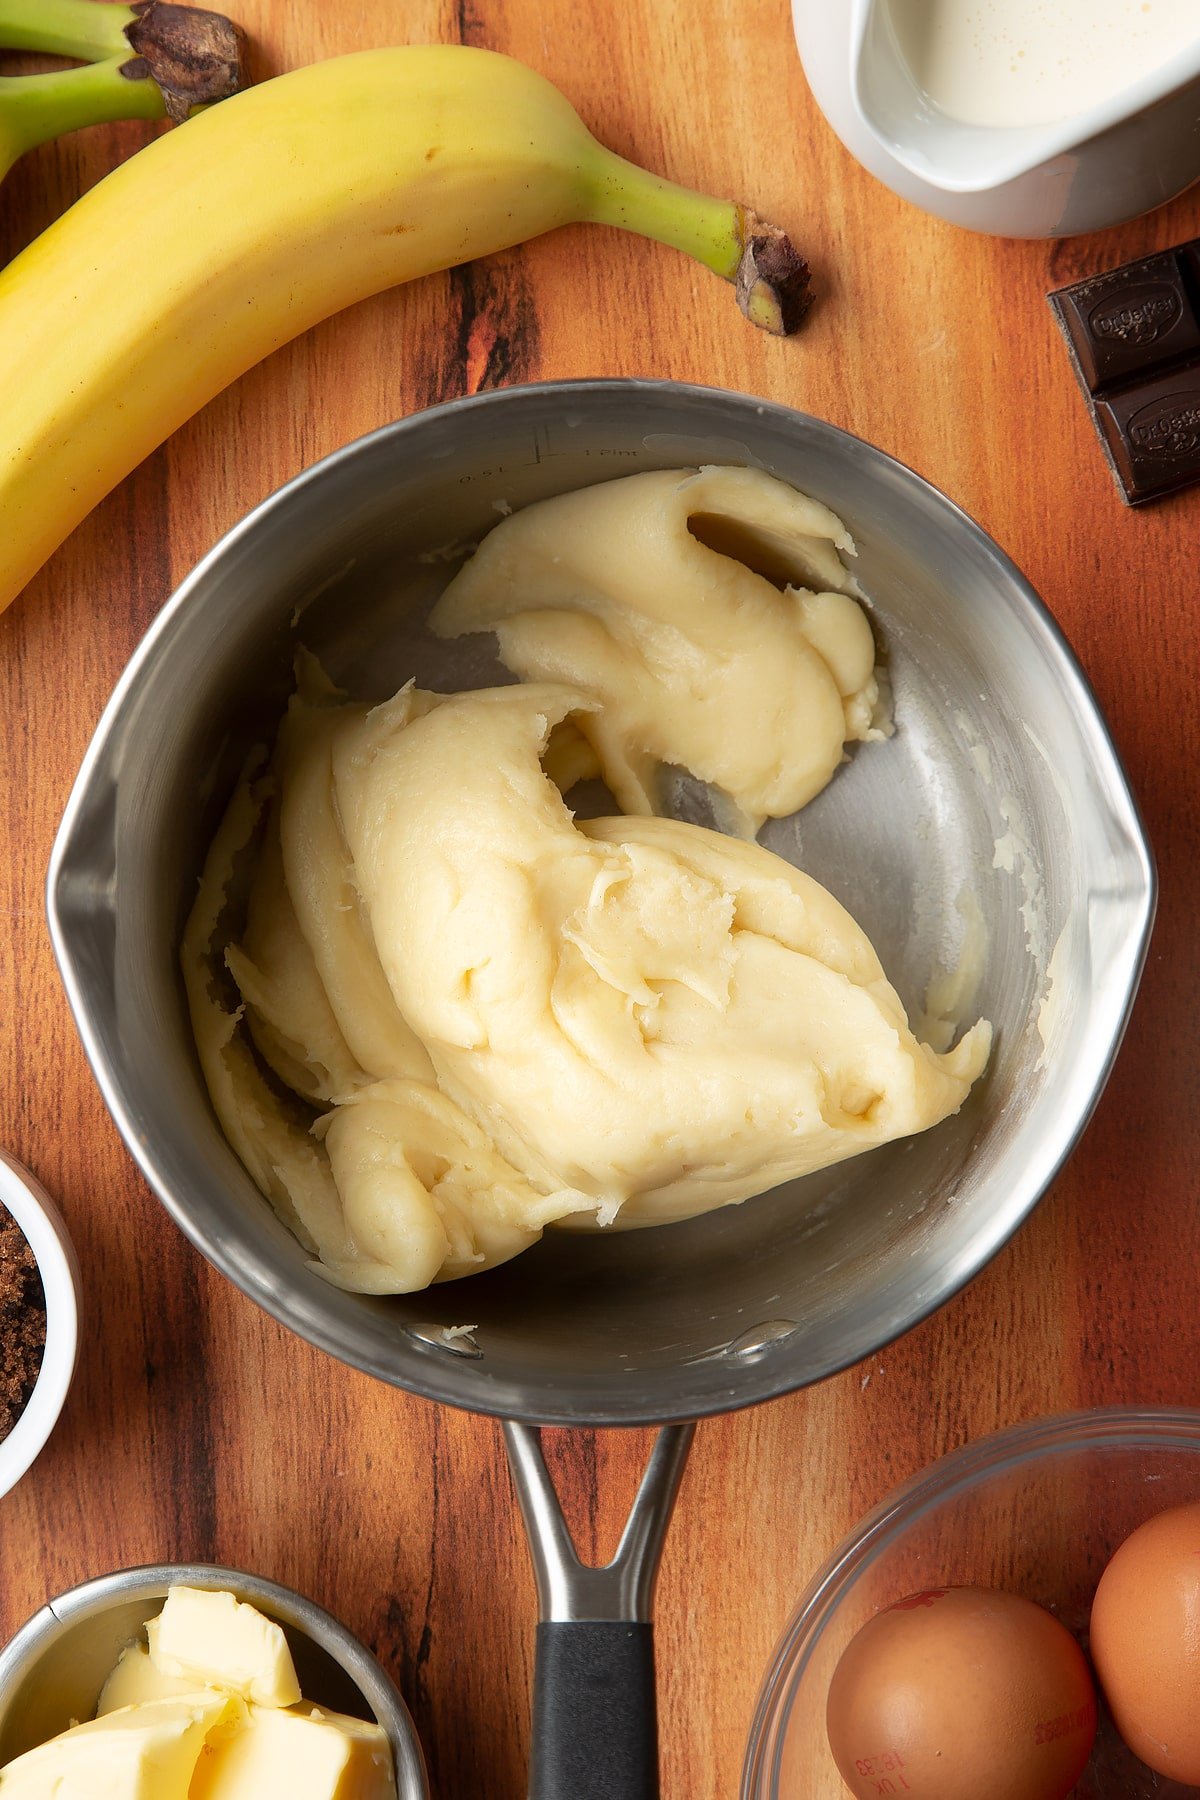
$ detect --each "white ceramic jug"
[794,0,1200,237]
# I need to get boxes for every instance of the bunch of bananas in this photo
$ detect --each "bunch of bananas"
[0,15,810,616]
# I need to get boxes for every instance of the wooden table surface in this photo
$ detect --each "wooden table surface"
[1,1,1198,1795]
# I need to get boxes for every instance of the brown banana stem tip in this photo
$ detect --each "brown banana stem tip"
[121,0,247,123]
[735,209,814,337]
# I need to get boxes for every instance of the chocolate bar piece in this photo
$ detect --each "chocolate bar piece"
[1095,376,1200,505]
[1049,240,1200,505]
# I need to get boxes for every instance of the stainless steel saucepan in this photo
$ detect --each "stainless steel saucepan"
[46,381,1154,1797]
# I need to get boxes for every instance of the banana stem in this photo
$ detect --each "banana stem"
[586,150,743,276]
[0,2,245,141]
[0,0,135,60]
[1,55,164,157]
[584,145,814,336]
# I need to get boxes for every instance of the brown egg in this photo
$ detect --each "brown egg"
[825,1586,1097,1799]
[1090,1502,1200,1783]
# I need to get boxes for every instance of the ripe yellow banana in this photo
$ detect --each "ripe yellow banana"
[0,44,811,616]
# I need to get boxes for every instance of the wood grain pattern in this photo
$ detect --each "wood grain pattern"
[1,1,1198,1795]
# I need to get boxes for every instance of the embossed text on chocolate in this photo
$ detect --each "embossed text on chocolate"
[1128,392,1200,458]
[1090,287,1180,346]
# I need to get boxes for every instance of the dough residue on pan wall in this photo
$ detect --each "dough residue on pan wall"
[918,885,988,1056]
[955,706,1050,968]
[182,467,991,1294]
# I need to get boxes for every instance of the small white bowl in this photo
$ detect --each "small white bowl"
[0,1152,79,1500]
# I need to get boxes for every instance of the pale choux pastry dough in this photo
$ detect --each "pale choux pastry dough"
[183,471,988,1293]
[430,465,890,834]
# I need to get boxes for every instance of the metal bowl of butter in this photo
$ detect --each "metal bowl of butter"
[0,1563,428,1796]
[48,377,1153,1424]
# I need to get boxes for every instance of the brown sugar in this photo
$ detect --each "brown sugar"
[0,1201,46,1441]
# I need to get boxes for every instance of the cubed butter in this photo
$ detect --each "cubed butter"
[0,1694,232,1799]
[189,1701,395,1800]
[147,1587,301,1708]
[97,1644,210,1716]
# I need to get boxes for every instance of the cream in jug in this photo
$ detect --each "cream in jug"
[886,0,1200,128]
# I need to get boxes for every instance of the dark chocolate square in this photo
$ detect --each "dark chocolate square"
[1049,236,1200,504]
[1179,241,1200,299]
[1051,250,1200,391]
[1095,373,1200,504]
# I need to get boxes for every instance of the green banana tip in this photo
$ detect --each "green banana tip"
[735,210,813,337]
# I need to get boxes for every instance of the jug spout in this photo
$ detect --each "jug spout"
[849,0,1072,193]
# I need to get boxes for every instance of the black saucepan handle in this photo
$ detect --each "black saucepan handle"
[530,1620,658,1800]
[503,1423,696,1800]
